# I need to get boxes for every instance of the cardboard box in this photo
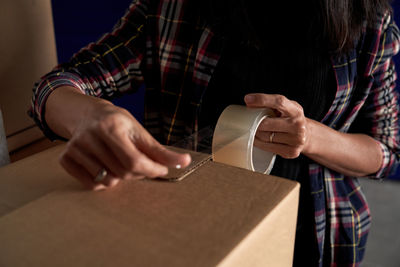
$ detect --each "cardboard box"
[0,0,58,151]
[0,145,299,267]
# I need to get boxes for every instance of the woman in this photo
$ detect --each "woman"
[30,0,399,265]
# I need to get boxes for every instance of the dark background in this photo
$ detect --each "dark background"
[51,0,400,179]
[51,0,143,122]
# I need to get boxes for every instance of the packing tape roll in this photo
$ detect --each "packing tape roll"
[212,105,276,174]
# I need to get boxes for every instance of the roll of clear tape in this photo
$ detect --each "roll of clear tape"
[212,105,276,174]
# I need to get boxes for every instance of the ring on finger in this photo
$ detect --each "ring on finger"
[269,132,275,143]
[94,168,108,182]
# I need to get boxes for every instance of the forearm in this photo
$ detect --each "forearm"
[303,119,383,177]
[45,86,112,139]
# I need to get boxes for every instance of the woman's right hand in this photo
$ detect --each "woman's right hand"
[45,87,191,190]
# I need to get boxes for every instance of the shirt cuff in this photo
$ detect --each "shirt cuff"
[373,142,393,178]
[31,72,86,141]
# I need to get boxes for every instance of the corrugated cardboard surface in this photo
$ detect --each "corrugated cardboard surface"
[0,145,299,267]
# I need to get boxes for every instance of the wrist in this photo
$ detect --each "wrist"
[302,118,317,156]
[71,95,115,136]
[83,96,114,118]
[46,86,114,138]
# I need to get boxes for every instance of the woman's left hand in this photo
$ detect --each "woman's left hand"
[244,93,310,159]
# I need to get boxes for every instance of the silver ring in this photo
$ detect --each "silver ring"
[269,132,275,143]
[94,168,107,182]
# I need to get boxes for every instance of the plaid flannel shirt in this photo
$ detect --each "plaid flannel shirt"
[30,1,400,266]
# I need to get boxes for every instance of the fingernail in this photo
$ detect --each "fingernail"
[108,179,120,187]
[245,95,255,103]
[93,184,107,191]
[175,164,181,169]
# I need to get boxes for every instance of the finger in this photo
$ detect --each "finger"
[254,138,302,159]
[98,129,169,178]
[257,116,307,136]
[76,132,136,180]
[256,131,306,147]
[244,94,302,117]
[107,178,121,187]
[257,117,295,133]
[65,142,117,186]
[136,135,192,169]
[59,154,106,191]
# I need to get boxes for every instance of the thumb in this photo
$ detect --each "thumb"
[151,146,192,169]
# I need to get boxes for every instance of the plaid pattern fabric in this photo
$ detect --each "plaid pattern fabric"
[30,1,400,266]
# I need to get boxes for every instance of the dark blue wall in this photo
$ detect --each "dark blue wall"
[51,0,143,122]
[51,1,400,178]
[52,0,132,63]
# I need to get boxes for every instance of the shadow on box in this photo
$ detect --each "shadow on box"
[51,0,400,180]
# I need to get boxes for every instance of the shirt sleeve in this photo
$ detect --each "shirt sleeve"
[360,13,400,178]
[29,0,149,140]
